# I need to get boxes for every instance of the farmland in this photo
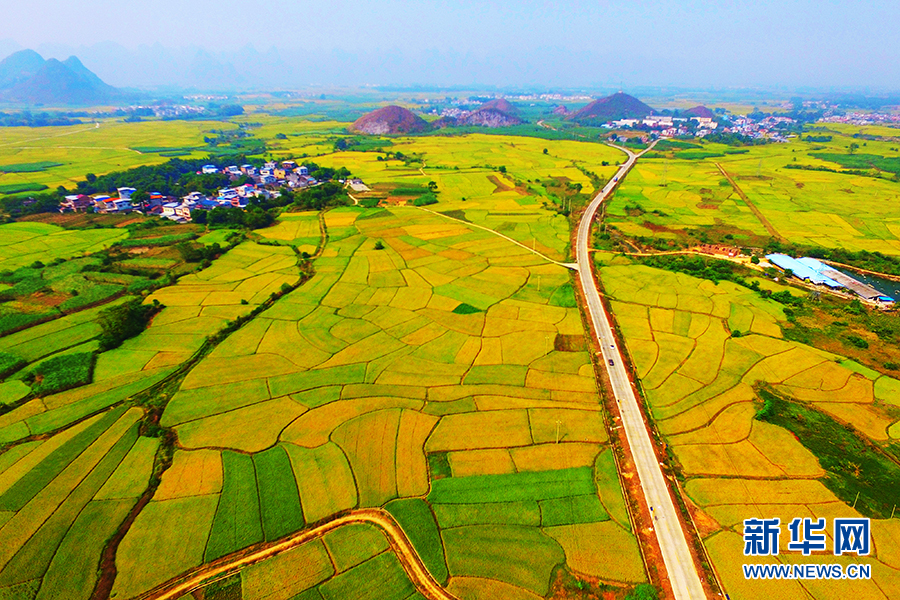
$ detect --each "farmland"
[0,121,655,600]
[0,119,227,194]
[108,202,646,598]
[598,256,900,598]
[605,130,900,255]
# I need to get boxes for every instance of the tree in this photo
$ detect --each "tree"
[849,142,860,155]
[427,181,438,192]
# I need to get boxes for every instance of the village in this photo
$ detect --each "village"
[58,159,322,222]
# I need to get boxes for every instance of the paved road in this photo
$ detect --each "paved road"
[138,508,459,600]
[575,143,707,600]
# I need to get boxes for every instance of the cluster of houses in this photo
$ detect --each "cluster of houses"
[60,160,319,223]
[606,111,799,143]
[605,115,719,138]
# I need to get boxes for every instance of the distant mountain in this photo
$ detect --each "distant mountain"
[0,49,45,89]
[431,98,524,130]
[570,92,653,123]
[351,105,430,134]
[0,50,118,105]
[459,107,523,127]
[479,98,521,116]
[683,105,715,119]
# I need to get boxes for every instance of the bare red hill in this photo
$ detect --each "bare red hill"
[683,105,715,119]
[570,92,653,123]
[479,98,521,116]
[351,105,430,135]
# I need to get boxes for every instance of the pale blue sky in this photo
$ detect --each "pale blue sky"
[3,0,898,89]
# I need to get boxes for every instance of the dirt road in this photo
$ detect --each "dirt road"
[136,508,459,600]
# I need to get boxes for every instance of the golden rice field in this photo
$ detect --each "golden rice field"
[607,130,900,253]
[599,257,900,599]
[0,241,301,445]
[0,137,648,600]
[0,118,224,192]
[105,205,645,598]
[0,222,127,270]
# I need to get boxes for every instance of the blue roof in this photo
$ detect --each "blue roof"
[766,254,843,288]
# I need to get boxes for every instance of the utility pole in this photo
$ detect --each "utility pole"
[853,491,860,509]
[662,160,668,187]
[757,159,762,178]
[555,419,562,444]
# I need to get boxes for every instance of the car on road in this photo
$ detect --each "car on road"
[608,358,614,366]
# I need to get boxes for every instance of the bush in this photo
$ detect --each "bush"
[0,311,55,335]
[58,283,122,311]
[626,584,659,600]
[845,335,870,349]
[412,193,438,206]
[97,299,163,351]
[0,352,26,379]
[29,352,95,396]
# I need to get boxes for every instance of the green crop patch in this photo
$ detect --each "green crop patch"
[0,183,49,194]
[205,451,264,561]
[451,303,481,315]
[28,351,96,396]
[385,498,449,584]
[549,282,578,308]
[323,523,389,573]
[432,500,541,528]
[253,445,305,541]
[428,467,596,504]
[809,152,900,175]
[319,551,415,600]
[538,494,608,526]
[0,352,26,379]
[0,161,64,173]
[0,406,126,512]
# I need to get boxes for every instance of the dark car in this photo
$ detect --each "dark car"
[608,359,614,366]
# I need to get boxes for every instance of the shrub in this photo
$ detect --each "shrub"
[0,352,25,379]
[29,352,95,396]
[97,299,163,351]
[845,335,870,349]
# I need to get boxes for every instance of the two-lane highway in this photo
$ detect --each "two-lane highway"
[576,143,707,600]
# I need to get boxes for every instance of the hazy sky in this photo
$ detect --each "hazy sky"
[3,0,899,89]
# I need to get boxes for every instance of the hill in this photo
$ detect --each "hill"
[570,92,653,123]
[431,98,524,130]
[479,98,521,116]
[0,49,46,89]
[683,105,715,119]
[351,105,430,135]
[0,50,118,105]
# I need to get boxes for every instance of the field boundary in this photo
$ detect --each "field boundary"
[715,162,783,241]
[416,205,578,270]
[134,508,460,600]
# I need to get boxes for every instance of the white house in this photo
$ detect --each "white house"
[162,202,179,218]
[202,164,219,174]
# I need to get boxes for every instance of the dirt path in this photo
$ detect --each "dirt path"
[137,508,458,600]
[417,206,578,270]
[715,162,783,241]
